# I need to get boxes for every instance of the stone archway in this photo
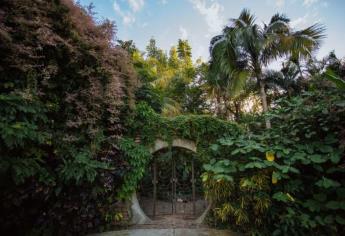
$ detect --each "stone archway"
[149,139,197,153]
[130,138,210,225]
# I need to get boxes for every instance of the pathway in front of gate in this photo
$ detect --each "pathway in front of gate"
[92,228,236,236]
[92,215,240,236]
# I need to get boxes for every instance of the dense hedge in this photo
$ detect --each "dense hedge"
[0,0,137,234]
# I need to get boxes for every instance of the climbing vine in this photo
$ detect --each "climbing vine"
[116,102,242,200]
[125,102,241,146]
[117,138,152,200]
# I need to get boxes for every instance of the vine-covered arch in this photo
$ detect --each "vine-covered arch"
[118,103,242,224]
[125,103,241,148]
[130,138,198,224]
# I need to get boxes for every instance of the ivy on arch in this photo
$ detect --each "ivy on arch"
[117,102,241,200]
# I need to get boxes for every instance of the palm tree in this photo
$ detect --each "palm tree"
[210,9,325,128]
[288,23,326,78]
[207,33,248,118]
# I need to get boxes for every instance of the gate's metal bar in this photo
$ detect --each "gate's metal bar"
[174,155,177,213]
[192,157,196,215]
[140,147,208,218]
[170,145,175,214]
[153,158,157,217]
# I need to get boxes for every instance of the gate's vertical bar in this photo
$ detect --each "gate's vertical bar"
[192,157,196,216]
[170,145,174,214]
[153,157,157,217]
[173,156,176,214]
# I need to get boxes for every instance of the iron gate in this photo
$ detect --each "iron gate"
[138,148,207,219]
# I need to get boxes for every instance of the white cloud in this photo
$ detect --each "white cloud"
[189,0,225,33]
[159,0,168,5]
[113,1,135,26]
[303,0,319,7]
[275,0,285,7]
[179,26,188,39]
[290,14,309,28]
[290,8,322,29]
[128,0,145,12]
[113,0,146,26]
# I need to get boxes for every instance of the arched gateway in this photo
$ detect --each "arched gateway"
[130,139,210,224]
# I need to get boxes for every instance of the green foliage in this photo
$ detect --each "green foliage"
[0,0,137,234]
[118,102,241,200]
[0,95,52,185]
[129,37,209,116]
[59,151,109,185]
[117,138,152,200]
[125,102,241,147]
[208,9,325,125]
[0,95,48,147]
[1,1,344,235]
[112,101,242,204]
[203,88,345,235]
[324,69,345,90]
[315,177,341,189]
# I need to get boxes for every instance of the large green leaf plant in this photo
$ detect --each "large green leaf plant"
[202,88,345,235]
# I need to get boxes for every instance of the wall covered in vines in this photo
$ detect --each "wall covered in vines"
[0,0,137,234]
[125,102,241,145]
[116,102,242,202]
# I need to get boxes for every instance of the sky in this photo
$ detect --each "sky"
[78,0,345,63]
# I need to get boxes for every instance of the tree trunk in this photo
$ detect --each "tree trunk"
[216,94,222,117]
[259,80,271,129]
[291,57,304,79]
[223,96,231,120]
[234,101,241,121]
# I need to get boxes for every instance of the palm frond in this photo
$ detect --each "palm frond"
[209,34,226,55]
[238,8,256,26]
[291,23,326,56]
[269,13,290,24]
[264,20,289,34]
[228,71,250,98]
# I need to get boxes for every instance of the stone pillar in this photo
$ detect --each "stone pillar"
[130,192,152,224]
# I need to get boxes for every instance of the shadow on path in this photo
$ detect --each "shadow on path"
[91,215,239,236]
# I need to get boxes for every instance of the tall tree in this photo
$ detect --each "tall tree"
[177,39,192,66]
[210,9,325,128]
[146,37,159,58]
[168,46,180,69]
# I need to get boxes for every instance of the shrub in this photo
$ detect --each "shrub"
[203,88,345,235]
